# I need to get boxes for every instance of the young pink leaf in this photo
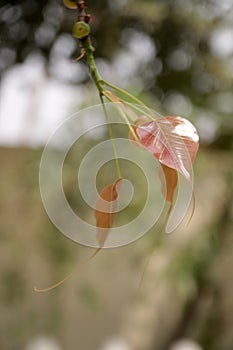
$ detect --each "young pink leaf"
[130,116,199,226]
[158,163,178,204]
[94,178,122,248]
[34,178,122,293]
[135,116,199,181]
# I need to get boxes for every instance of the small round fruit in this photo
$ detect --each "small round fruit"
[63,0,77,10]
[72,21,90,39]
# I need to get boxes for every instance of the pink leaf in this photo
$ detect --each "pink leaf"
[158,163,178,204]
[94,178,122,248]
[135,116,199,181]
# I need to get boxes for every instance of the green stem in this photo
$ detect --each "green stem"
[120,100,160,121]
[82,39,121,178]
[103,92,140,144]
[83,40,104,94]
[102,80,163,122]
[100,94,122,179]
[101,79,151,112]
[82,39,157,124]
[81,38,149,173]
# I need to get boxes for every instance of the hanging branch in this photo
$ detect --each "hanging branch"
[72,0,104,93]
[70,1,144,105]
[34,0,200,293]
[64,0,199,230]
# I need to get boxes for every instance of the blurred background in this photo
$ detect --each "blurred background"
[0,0,233,349]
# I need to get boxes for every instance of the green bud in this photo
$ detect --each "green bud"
[63,0,77,9]
[72,21,90,39]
